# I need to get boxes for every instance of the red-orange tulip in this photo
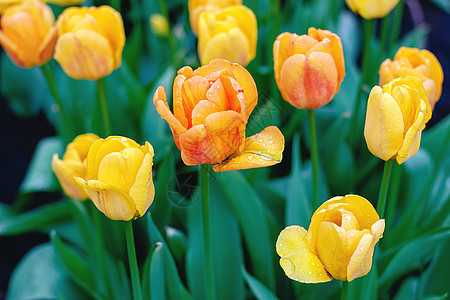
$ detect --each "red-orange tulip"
[273,28,345,110]
[153,58,284,171]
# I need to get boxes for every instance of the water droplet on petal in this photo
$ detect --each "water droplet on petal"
[248,155,253,160]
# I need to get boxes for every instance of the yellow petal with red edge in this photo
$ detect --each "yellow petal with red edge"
[97,148,144,193]
[75,177,136,221]
[396,99,426,164]
[364,86,404,161]
[52,154,88,200]
[279,53,307,109]
[212,126,284,172]
[347,219,385,281]
[273,32,292,86]
[276,225,332,283]
[192,100,220,126]
[54,29,114,80]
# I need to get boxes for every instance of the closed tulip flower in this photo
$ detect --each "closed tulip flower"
[364,76,431,164]
[153,58,284,172]
[277,195,385,282]
[188,0,241,36]
[345,0,400,19]
[273,28,345,110]
[197,5,257,66]
[379,47,444,110]
[52,133,100,200]
[0,0,22,13]
[0,0,57,68]
[75,136,155,221]
[54,5,125,80]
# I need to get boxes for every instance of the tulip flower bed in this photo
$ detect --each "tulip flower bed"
[0,0,449,299]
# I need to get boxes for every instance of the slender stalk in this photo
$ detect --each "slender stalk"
[97,79,111,136]
[389,0,405,54]
[379,15,390,57]
[41,63,74,141]
[348,19,374,146]
[307,110,319,210]
[200,164,216,300]
[341,281,349,300]
[385,163,402,231]
[158,0,177,66]
[376,159,394,218]
[124,221,142,300]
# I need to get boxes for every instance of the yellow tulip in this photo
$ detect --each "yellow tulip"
[54,5,125,80]
[52,133,100,200]
[276,195,385,282]
[379,47,444,110]
[273,28,345,110]
[47,0,85,6]
[188,0,241,36]
[0,0,57,68]
[364,76,431,164]
[345,0,400,19]
[0,0,22,13]
[150,13,169,37]
[197,5,257,66]
[75,136,155,221]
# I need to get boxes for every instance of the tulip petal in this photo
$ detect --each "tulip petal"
[54,29,114,80]
[75,177,136,221]
[212,126,284,172]
[179,111,245,166]
[192,100,220,126]
[276,225,333,283]
[87,138,124,180]
[364,86,404,161]
[129,145,155,217]
[173,74,190,128]
[347,219,385,281]
[52,154,88,200]
[279,53,307,108]
[153,86,188,148]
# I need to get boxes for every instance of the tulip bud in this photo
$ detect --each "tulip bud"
[52,133,100,200]
[277,195,385,282]
[273,28,345,110]
[345,0,400,19]
[75,136,155,221]
[0,0,22,14]
[153,58,284,171]
[188,0,242,36]
[197,5,257,66]
[0,0,57,68]
[364,76,431,164]
[54,5,125,80]
[150,13,169,37]
[379,47,444,110]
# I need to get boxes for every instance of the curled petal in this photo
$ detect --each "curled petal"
[276,225,333,283]
[212,126,284,172]
[52,154,88,200]
[129,147,155,217]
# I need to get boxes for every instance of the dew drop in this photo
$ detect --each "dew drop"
[248,155,253,160]
[258,138,264,143]
[268,139,274,144]
[308,271,312,275]
[311,262,316,267]
[121,137,127,142]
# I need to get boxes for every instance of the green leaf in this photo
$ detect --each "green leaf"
[218,171,276,291]
[165,226,187,263]
[242,267,279,300]
[422,114,450,162]
[51,231,99,298]
[20,136,63,194]
[393,276,419,300]
[0,201,71,236]
[150,242,166,300]
[7,243,88,300]
[429,0,450,13]
[397,24,430,50]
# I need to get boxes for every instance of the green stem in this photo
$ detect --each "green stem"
[158,0,177,66]
[200,164,216,300]
[379,15,390,57]
[124,221,142,300]
[389,0,405,54]
[376,159,394,218]
[308,110,319,210]
[341,281,349,300]
[385,163,402,231]
[348,19,374,146]
[41,63,74,142]
[97,79,111,136]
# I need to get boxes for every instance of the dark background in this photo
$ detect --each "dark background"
[0,0,449,298]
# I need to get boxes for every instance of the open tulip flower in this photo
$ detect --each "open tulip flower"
[54,5,125,80]
[0,0,57,68]
[379,47,444,110]
[345,0,400,19]
[197,5,257,66]
[277,195,385,283]
[273,28,345,110]
[75,136,155,221]
[188,0,242,37]
[153,58,284,172]
[364,76,431,164]
[52,133,100,200]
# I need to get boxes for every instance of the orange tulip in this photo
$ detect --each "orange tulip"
[273,28,345,110]
[153,58,284,171]
[188,0,241,36]
[54,5,125,80]
[379,47,444,110]
[0,0,57,68]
